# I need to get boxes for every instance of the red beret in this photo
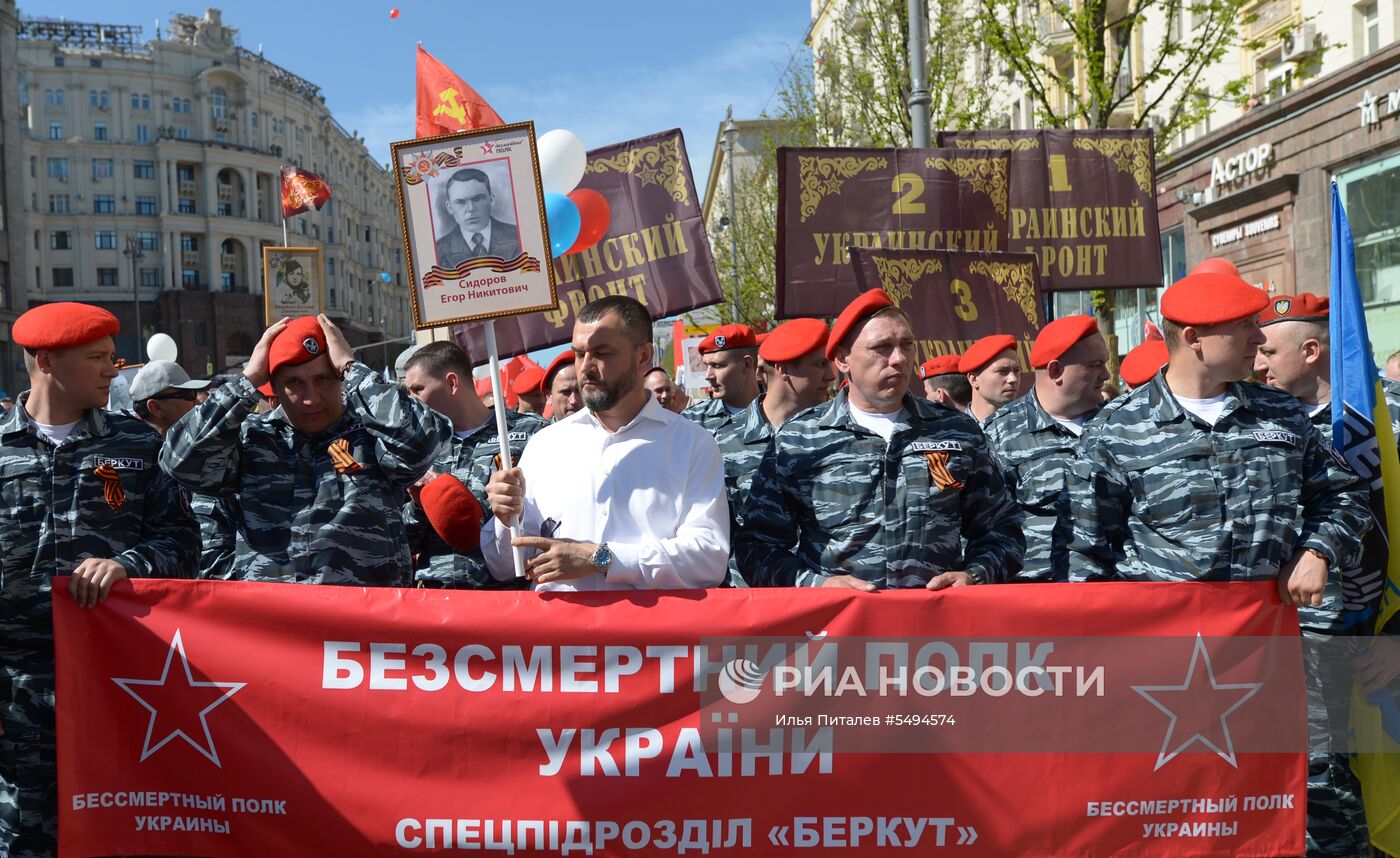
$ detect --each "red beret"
[760,318,829,363]
[1259,292,1328,327]
[1030,315,1099,368]
[755,333,770,348]
[1119,338,1169,387]
[541,350,575,394]
[13,302,119,350]
[419,474,483,553]
[958,334,1018,374]
[919,355,962,379]
[268,316,329,377]
[698,324,758,355]
[826,289,895,359]
[1189,257,1240,278]
[511,367,545,396]
[257,381,275,398]
[1160,273,1269,325]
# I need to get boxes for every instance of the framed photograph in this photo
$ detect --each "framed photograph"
[391,121,558,330]
[262,246,325,324]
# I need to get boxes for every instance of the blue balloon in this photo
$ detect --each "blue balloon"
[379,271,392,283]
[544,192,581,258]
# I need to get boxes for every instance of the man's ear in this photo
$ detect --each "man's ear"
[444,371,460,395]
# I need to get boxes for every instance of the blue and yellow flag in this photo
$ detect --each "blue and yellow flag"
[1333,179,1400,853]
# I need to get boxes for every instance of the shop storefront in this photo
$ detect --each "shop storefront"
[1156,39,1400,363]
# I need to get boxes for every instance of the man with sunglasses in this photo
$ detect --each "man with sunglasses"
[130,361,237,579]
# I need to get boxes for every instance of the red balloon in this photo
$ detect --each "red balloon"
[564,188,610,255]
[389,8,400,18]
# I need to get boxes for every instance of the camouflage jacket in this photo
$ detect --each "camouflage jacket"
[1,394,197,655]
[735,389,1024,588]
[404,407,545,588]
[682,397,744,435]
[190,490,239,580]
[984,391,1097,582]
[714,395,780,586]
[160,364,451,586]
[1067,375,1370,583]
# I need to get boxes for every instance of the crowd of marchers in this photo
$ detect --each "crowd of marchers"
[0,255,1394,857]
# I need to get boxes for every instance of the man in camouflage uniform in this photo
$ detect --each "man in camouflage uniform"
[1254,291,1386,858]
[682,324,760,435]
[402,341,544,588]
[715,319,833,586]
[1067,272,1368,590]
[960,334,1022,426]
[161,314,450,586]
[1,303,197,858]
[130,359,239,579]
[984,316,1109,582]
[919,355,970,411]
[540,351,582,422]
[737,290,1023,589]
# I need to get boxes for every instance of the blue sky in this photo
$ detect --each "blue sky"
[33,1,813,186]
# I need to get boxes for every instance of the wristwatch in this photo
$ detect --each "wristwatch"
[590,543,613,571]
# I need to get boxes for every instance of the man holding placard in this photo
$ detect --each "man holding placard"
[482,296,729,591]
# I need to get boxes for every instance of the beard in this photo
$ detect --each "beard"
[582,364,640,412]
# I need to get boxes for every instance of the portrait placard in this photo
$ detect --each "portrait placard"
[391,121,558,329]
[262,247,325,324]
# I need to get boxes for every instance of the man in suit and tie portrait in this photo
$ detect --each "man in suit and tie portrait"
[434,167,522,268]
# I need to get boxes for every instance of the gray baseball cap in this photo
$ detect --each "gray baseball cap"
[129,360,212,402]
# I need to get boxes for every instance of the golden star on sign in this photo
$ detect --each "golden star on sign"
[636,165,659,186]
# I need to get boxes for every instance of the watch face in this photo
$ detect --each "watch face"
[593,545,612,568]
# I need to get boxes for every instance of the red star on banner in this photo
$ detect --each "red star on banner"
[112,629,245,768]
[1132,633,1263,770]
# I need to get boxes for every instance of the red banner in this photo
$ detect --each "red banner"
[56,581,1304,856]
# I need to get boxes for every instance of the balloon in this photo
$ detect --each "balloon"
[147,332,177,363]
[389,8,400,18]
[537,130,586,196]
[564,188,610,255]
[544,193,581,258]
[379,271,392,282]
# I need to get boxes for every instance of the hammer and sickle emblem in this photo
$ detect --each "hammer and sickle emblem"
[432,87,467,127]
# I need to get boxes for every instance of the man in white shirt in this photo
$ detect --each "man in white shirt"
[483,296,729,590]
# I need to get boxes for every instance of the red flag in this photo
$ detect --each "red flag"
[280,167,331,219]
[415,45,502,137]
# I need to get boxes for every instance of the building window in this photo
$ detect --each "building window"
[176,165,195,182]
[131,92,140,110]
[49,122,63,140]
[136,196,157,215]
[220,271,235,291]
[53,268,74,287]
[134,160,155,179]
[1359,2,1381,58]
[91,158,113,180]
[217,202,233,217]
[48,194,70,214]
[53,56,64,67]
[1338,152,1400,304]
[137,231,158,250]
[94,195,116,214]
[89,90,98,107]
[140,267,161,288]
[177,128,189,140]
[178,198,197,215]
[50,231,71,250]
[251,112,259,128]
[46,157,68,180]
[97,267,119,286]
[93,122,108,141]
[95,231,117,250]
[136,124,149,143]
[131,92,151,110]
[180,235,198,253]
[182,268,199,287]
[195,322,209,346]
[88,58,101,68]
[211,87,228,119]
[327,226,334,243]
[181,98,192,113]
[329,286,337,307]
[328,258,335,274]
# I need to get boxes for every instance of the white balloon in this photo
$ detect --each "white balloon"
[537,129,587,196]
[147,332,178,363]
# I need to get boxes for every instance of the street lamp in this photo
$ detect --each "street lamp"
[122,235,145,361]
[721,107,741,323]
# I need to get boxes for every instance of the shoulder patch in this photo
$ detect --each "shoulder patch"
[908,440,964,453]
[94,456,147,470]
[1253,429,1298,446]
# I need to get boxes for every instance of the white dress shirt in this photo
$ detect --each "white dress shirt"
[482,393,730,591]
